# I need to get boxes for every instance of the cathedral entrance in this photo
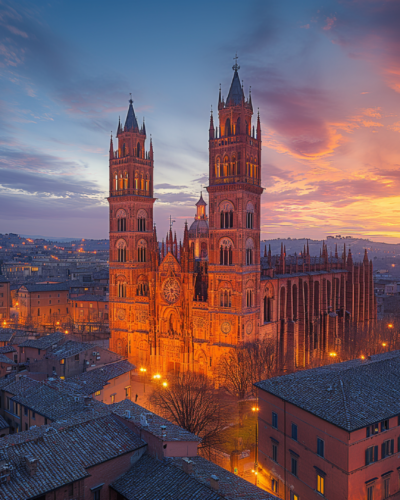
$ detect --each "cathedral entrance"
[159,308,183,374]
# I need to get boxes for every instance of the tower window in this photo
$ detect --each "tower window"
[264,296,272,323]
[118,218,126,232]
[219,239,233,266]
[245,237,255,266]
[137,209,147,232]
[114,173,118,191]
[246,289,254,307]
[219,289,232,308]
[137,280,149,296]
[138,239,147,262]
[116,239,127,262]
[118,282,127,298]
[246,212,253,229]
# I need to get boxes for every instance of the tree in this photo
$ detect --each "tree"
[149,371,232,451]
[216,338,277,400]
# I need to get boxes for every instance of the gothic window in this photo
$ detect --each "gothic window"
[246,156,250,177]
[122,143,126,157]
[215,157,221,178]
[137,276,149,296]
[137,142,141,158]
[137,209,147,232]
[134,173,139,190]
[231,154,237,176]
[123,172,128,190]
[141,176,144,191]
[220,201,234,229]
[145,176,149,192]
[225,118,231,137]
[114,173,118,191]
[263,296,272,323]
[219,238,233,266]
[236,117,241,134]
[116,209,127,232]
[246,289,254,308]
[116,239,127,262]
[116,276,127,298]
[223,155,229,176]
[280,287,286,320]
[219,286,232,308]
[293,284,298,321]
[246,202,254,229]
[246,238,254,266]
[118,174,123,190]
[314,281,320,317]
[245,120,249,135]
[137,239,147,262]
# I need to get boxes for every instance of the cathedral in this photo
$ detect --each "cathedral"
[108,64,376,374]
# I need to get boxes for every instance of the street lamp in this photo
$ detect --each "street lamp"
[153,373,161,380]
[162,381,168,388]
[140,367,147,393]
[329,352,337,358]
[388,324,394,329]
[252,406,259,485]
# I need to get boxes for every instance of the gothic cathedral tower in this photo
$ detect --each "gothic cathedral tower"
[108,100,156,359]
[207,61,263,344]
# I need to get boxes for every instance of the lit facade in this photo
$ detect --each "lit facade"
[108,66,375,374]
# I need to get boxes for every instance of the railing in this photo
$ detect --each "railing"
[212,176,261,187]
[110,157,151,166]
[110,189,151,197]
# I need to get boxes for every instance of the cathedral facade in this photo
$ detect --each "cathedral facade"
[108,66,376,374]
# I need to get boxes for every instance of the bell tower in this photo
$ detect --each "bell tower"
[207,60,263,344]
[108,99,156,359]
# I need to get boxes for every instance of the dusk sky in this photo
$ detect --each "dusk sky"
[1,0,400,242]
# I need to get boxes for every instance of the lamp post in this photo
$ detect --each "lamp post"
[140,367,147,392]
[252,405,259,486]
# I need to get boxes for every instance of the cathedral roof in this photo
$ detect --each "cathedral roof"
[188,219,208,237]
[226,69,244,106]
[124,99,139,131]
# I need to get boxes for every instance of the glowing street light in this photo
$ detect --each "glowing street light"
[382,342,387,347]
[153,373,161,380]
[162,381,168,387]
[329,352,337,357]
[360,355,365,360]
[388,324,394,329]
[140,367,147,394]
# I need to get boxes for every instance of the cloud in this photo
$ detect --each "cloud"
[154,183,188,190]
[323,16,337,31]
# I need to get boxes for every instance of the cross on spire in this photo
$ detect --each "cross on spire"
[232,53,240,72]
[169,215,176,230]
[129,92,133,104]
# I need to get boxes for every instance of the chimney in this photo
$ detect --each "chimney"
[210,474,219,491]
[25,455,38,476]
[182,457,193,474]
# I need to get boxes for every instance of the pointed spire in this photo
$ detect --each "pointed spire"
[307,240,310,256]
[149,135,153,160]
[335,243,338,259]
[348,247,353,266]
[268,244,272,267]
[364,248,369,264]
[248,86,252,109]
[218,84,223,110]
[209,107,214,140]
[343,243,346,265]
[109,133,114,160]
[183,221,189,251]
[142,117,146,136]
[264,245,267,258]
[124,97,139,132]
[257,109,261,140]
[161,239,165,258]
[117,117,122,136]
[226,64,245,107]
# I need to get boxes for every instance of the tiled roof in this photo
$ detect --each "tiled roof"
[19,282,70,292]
[11,383,105,421]
[2,375,41,396]
[111,454,221,500]
[169,456,278,500]
[0,329,15,342]
[47,340,95,360]
[19,331,65,349]
[0,354,14,364]
[0,414,9,430]
[0,346,16,354]
[72,359,134,394]
[0,414,146,500]
[255,350,400,432]
[111,399,201,442]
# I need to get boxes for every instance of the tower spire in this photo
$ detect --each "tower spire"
[257,109,261,140]
[209,106,214,140]
[109,133,114,160]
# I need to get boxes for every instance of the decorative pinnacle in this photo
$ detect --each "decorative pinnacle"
[233,53,240,72]
[129,93,133,104]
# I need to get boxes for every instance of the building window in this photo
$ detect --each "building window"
[263,296,272,323]
[111,394,115,403]
[32,411,36,420]
[246,289,254,308]
[116,239,127,262]
[60,359,65,365]
[365,446,378,465]
[118,283,127,298]
[137,240,147,262]
[220,206,234,229]
[137,281,149,297]
[24,406,27,416]
[291,494,299,500]
[118,217,126,232]
[220,289,232,308]
[367,423,380,437]
[25,423,28,431]
[271,479,278,493]
[317,438,325,458]
[94,390,101,396]
[291,457,298,477]
[381,419,389,432]
[219,239,233,265]
[75,354,79,361]
[125,386,131,398]
[367,484,374,500]
[138,217,146,232]
[291,423,298,441]
[317,474,325,495]
[246,248,253,265]
[246,211,253,229]
[272,444,278,462]
[384,477,390,499]
[272,412,278,429]
[382,439,394,459]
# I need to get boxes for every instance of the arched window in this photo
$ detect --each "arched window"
[245,120,248,135]
[246,202,254,229]
[138,239,147,262]
[223,155,229,177]
[137,209,147,232]
[246,156,250,177]
[117,276,127,298]
[123,172,128,190]
[116,239,127,262]
[134,173,139,190]
[114,173,118,191]
[246,238,254,266]
[280,287,286,319]
[246,289,254,308]
[122,143,126,157]
[231,155,237,176]
[215,157,221,178]
[137,276,149,296]
[220,201,234,229]
[225,118,231,137]
[219,238,233,266]
[116,209,127,232]
[137,142,141,158]
[314,281,320,317]
[236,117,241,135]
[219,289,232,308]
[293,284,298,321]
[145,176,149,192]
[140,176,144,191]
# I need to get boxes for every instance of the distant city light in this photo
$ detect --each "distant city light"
[153,374,161,380]
[329,352,337,357]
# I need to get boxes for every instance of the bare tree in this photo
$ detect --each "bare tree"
[149,371,233,451]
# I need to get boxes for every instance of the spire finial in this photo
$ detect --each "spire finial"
[129,93,133,104]
[233,53,240,72]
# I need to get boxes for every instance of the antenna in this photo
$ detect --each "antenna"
[169,215,176,230]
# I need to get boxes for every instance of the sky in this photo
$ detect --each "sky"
[1,0,400,242]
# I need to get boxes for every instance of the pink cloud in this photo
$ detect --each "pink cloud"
[323,16,337,31]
